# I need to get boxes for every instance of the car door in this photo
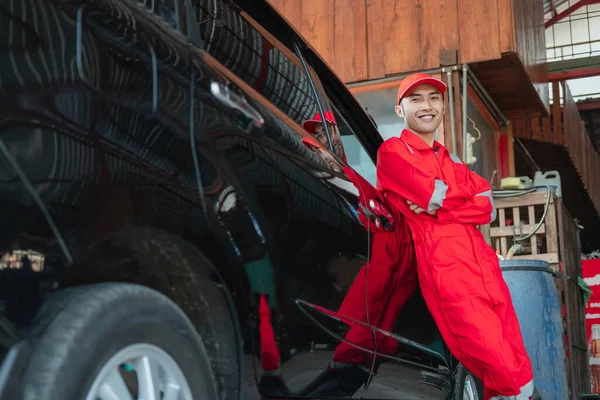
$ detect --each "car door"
[182,0,389,397]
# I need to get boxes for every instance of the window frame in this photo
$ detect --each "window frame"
[300,49,384,165]
[187,1,350,173]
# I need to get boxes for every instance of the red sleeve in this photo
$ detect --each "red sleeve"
[376,139,466,212]
[377,139,496,225]
[436,169,497,225]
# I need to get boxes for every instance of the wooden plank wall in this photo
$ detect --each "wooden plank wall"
[511,0,549,110]
[556,197,589,400]
[268,0,546,85]
[269,0,512,83]
[561,81,600,212]
[512,81,600,214]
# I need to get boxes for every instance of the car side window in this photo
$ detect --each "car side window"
[188,1,317,126]
[295,47,382,182]
[330,104,378,186]
[182,0,350,165]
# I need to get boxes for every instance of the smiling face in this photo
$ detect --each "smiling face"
[313,122,345,159]
[395,84,444,136]
[312,122,330,145]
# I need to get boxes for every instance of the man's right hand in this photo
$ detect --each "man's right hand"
[358,200,395,232]
[407,200,437,216]
[357,207,387,232]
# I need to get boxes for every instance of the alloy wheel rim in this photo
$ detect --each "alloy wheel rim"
[463,375,479,400]
[85,343,193,400]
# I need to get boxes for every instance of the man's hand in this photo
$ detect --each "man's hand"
[407,200,436,216]
[316,148,342,172]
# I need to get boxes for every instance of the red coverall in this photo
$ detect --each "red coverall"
[331,214,417,368]
[377,129,534,400]
[327,167,417,368]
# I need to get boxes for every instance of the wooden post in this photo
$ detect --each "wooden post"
[506,123,516,177]
[552,81,563,145]
[451,72,464,157]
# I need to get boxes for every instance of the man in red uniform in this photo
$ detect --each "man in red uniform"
[303,111,347,162]
[377,72,537,399]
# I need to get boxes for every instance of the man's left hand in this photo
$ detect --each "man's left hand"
[407,200,436,216]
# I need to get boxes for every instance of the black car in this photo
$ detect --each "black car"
[0,0,481,399]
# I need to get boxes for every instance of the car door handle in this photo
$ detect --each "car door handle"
[210,82,264,127]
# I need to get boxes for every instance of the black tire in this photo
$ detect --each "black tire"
[454,363,484,400]
[62,228,242,400]
[20,283,218,400]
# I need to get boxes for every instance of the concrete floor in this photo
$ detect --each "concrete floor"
[243,351,449,399]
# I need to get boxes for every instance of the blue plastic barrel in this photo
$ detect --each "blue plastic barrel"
[499,259,568,400]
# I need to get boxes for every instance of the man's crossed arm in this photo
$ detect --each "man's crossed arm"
[376,143,496,225]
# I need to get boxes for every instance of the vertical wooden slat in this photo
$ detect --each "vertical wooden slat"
[512,118,523,139]
[528,205,537,254]
[582,121,588,190]
[556,198,588,399]
[522,115,532,141]
[542,116,551,142]
[365,0,386,80]
[300,0,335,68]
[497,0,514,53]
[457,0,501,63]
[531,116,540,141]
[334,0,367,82]
[552,81,562,145]
[419,1,440,70]
[545,193,559,256]
[420,0,456,70]
[506,123,516,177]
[381,0,423,74]
[439,0,459,65]
[274,0,302,29]
[498,208,507,256]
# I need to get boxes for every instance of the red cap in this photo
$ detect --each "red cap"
[302,111,337,134]
[397,73,447,105]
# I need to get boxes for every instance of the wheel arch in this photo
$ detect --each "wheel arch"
[58,226,248,400]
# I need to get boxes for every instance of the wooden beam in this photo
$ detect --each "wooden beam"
[548,65,600,82]
[577,99,600,111]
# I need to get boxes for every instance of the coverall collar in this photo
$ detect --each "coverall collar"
[399,129,445,153]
